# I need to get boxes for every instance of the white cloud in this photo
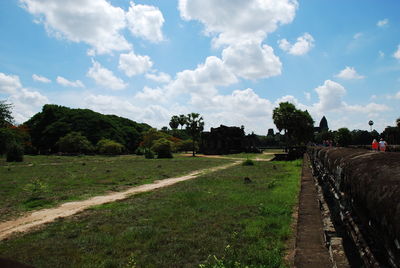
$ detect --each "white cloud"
[126,1,164,42]
[222,40,282,79]
[0,72,48,123]
[0,72,22,94]
[335,66,365,80]
[172,56,237,94]
[134,86,165,102]
[87,60,127,90]
[394,45,400,60]
[145,72,171,84]
[377,18,389,27]
[32,74,51,83]
[278,33,314,55]
[56,76,84,88]
[83,93,171,128]
[179,0,298,46]
[314,80,346,112]
[118,51,153,77]
[20,0,131,54]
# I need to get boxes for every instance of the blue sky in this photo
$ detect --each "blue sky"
[1,0,400,134]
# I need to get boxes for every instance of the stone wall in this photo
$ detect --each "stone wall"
[308,147,400,267]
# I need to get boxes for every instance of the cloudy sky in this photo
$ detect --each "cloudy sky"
[1,0,400,134]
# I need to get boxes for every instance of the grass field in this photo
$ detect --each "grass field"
[0,159,301,268]
[0,155,231,221]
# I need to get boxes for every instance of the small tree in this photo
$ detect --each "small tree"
[57,132,93,154]
[151,138,173,158]
[169,115,179,130]
[0,100,13,128]
[334,128,352,147]
[273,102,314,149]
[178,114,188,130]
[6,142,24,162]
[185,113,204,156]
[97,139,124,155]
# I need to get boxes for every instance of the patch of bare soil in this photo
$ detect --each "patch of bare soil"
[0,161,239,240]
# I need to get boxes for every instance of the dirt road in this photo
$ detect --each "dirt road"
[0,161,240,240]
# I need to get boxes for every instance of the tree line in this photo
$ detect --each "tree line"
[1,99,400,162]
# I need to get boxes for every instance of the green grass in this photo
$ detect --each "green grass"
[0,155,231,221]
[0,159,301,268]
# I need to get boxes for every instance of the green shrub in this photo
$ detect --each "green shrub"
[6,142,24,162]
[23,178,49,200]
[135,147,145,155]
[176,139,194,153]
[242,159,254,166]
[144,149,155,159]
[97,139,125,155]
[151,138,173,158]
[57,132,94,154]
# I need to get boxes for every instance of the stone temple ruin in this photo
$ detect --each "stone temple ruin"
[308,147,400,267]
[200,125,259,155]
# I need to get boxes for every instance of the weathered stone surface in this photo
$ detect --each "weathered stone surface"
[308,147,400,267]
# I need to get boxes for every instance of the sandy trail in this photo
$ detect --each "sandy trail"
[0,161,239,240]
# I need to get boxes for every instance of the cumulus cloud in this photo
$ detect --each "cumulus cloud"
[335,66,365,80]
[222,40,282,79]
[172,56,237,95]
[126,1,164,42]
[0,72,22,94]
[20,0,131,54]
[278,33,314,55]
[313,80,346,112]
[0,72,48,123]
[394,45,400,60]
[83,93,171,128]
[118,51,153,77]
[87,60,127,90]
[179,0,298,46]
[377,18,389,27]
[56,76,84,88]
[145,72,171,84]
[32,74,51,83]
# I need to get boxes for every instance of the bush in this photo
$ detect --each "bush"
[6,142,24,162]
[176,139,195,153]
[135,147,145,155]
[23,178,49,200]
[57,132,94,154]
[144,149,155,159]
[97,139,125,155]
[242,159,254,166]
[151,138,173,158]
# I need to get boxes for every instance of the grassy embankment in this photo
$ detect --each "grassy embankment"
[0,159,301,268]
[0,155,231,221]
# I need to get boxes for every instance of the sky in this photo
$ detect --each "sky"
[1,0,400,134]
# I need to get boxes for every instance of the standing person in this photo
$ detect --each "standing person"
[379,138,387,152]
[371,139,379,151]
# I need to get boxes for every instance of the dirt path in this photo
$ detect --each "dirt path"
[294,154,332,267]
[0,161,240,241]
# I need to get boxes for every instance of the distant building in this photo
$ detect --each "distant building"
[314,116,329,133]
[200,125,260,155]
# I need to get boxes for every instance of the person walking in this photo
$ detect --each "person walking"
[372,139,379,151]
[379,138,388,152]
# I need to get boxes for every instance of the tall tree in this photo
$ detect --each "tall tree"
[178,114,187,130]
[185,113,204,156]
[169,115,179,130]
[0,100,13,128]
[272,102,314,148]
[397,117,400,128]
